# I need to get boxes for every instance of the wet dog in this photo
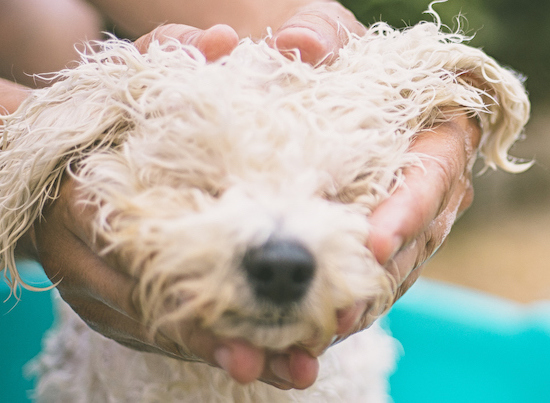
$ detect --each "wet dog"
[0,17,529,402]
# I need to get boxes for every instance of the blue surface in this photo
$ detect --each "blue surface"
[2,262,550,402]
[388,280,550,402]
[1,261,54,403]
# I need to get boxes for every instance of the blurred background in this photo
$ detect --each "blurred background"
[341,0,550,303]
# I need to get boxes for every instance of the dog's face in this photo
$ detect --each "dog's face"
[64,39,427,351]
[2,21,528,351]
[77,86,398,349]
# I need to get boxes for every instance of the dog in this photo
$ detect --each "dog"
[0,15,529,402]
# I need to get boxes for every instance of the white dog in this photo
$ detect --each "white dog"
[0,14,529,403]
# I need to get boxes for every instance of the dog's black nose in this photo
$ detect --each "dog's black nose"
[243,239,315,305]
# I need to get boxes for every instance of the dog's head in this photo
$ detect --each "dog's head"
[72,39,406,347]
[0,22,530,350]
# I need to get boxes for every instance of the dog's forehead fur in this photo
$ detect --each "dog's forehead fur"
[1,22,529,349]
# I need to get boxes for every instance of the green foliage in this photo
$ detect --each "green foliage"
[339,0,550,101]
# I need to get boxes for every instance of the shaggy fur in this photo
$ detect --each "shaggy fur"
[1,14,529,403]
[28,294,397,402]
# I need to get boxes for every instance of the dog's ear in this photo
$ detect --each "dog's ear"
[460,65,531,173]
[0,41,143,294]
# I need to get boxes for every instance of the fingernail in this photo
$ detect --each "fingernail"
[269,356,292,383]
[214,346,232,372]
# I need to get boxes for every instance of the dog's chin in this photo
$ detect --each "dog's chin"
[222,309,299,328]
[210,309,330,351]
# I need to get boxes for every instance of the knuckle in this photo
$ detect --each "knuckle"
[424,154,460,216]
[431,155,458,194]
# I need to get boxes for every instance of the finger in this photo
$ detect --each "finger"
[270,1,365,65]
[380,169,471,303]
[335,301,367,335]
[35,212,141,318]
[173,323,319,388]
[210,340,266,384]
[376,170,471,282]
[368,115,481,267]
[162,320,318,389]
[332,298,392,344]
[264,348,319,390]
[55,286,268,385]
[34,206,189,360]
[134,23,239,61]
[155,314,267,384]
[393,264,424,302]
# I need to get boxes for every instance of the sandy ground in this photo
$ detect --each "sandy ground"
[421,104,550,303]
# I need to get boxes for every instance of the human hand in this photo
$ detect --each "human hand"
[368,113,481,301]
[133,1,365,65]
[325,113,482,342]
[333,114,482,334]
[268,0,366,64]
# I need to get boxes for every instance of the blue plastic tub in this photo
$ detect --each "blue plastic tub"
[0,261,55,403]
[2,261,549,402]
[389,279,550,402]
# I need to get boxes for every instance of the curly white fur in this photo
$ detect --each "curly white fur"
[1,15,529,403]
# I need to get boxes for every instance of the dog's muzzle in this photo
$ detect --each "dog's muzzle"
[243,239,315,306]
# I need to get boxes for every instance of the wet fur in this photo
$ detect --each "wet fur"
[1,17,529,402]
